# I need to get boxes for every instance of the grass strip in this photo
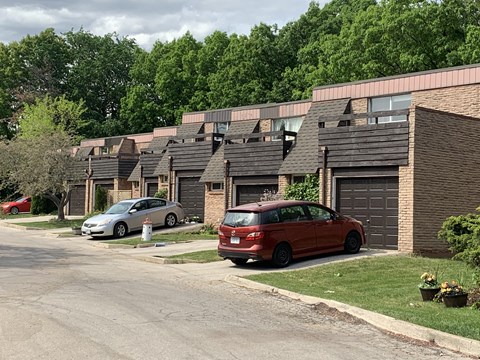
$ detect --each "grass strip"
[107,232,218,245]
[246,255,480,341]
[165,249,223,263]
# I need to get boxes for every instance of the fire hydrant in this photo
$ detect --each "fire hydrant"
[142,217,153,241]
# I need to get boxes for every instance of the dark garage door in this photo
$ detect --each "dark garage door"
[336,177,398,249]
[236,184,278,206]
[69,185,86,216]
[178,177,204,220]
[146,183,158,197]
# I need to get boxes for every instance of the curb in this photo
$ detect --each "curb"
[132,255,202,264]
[224,275,480,358]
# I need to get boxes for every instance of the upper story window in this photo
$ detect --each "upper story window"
[368,94,411,124]
[272,117,303,140]
[214,122,229,141]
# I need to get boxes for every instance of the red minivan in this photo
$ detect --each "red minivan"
[218,200,366,267]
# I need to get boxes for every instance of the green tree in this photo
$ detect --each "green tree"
[284,175,319,202]
[19,95,87,144]
[94,186,108,212]
[154,32,202,125]
[64,29,140,137]
[0,132,82,220]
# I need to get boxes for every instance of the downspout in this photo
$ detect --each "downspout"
[320,146,328,206]
[168,156,173,201]
[224,160,230,211]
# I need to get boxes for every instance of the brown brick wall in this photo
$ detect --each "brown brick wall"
[398,108,416,253]
[278,175,290,196]
[204,184,225,226]
[413,85,480,118]
[412,106,480,255]
[350,98,368,126]
[205,123,214,133]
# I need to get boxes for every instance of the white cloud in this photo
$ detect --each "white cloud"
[0,0,326,49]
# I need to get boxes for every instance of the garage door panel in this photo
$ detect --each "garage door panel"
[69,185,85,216]
[236,185,278,206]
[178,177,204,220]
[337,177,398,249]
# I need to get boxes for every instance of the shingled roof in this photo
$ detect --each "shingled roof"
[224,119,259,140]
[176,122,204,137]
[279,98,350,175]
[127,163,141,182]
[153,150,171,176]
[75,146,93,159]
[199,145,225,183]
[146,136,170,152]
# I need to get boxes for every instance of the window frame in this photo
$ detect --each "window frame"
[368,93,411,124]
[271,116,303,141]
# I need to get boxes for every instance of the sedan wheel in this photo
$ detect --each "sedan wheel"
[165,213,177,228]
[10,207,19,215]
[344,232,361,254]
[114,222,127,238]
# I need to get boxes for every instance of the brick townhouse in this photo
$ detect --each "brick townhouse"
[71,63,480,254]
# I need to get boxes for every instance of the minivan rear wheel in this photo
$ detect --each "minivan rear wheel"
[230,258,248,266]
[272,243,292,268]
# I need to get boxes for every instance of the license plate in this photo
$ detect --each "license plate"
[230,236,240,244]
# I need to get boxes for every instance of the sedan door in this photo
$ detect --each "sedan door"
[127,200,149,231]
[146,198,167,226]
[306,204,344,250]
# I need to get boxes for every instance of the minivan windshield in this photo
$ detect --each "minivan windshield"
[223,211,259,227]
[105,201,134,214]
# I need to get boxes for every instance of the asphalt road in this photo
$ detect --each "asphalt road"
[0,226,470,360]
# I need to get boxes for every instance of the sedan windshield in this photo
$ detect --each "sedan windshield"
[105,202,134,214]
[223,211,259,227]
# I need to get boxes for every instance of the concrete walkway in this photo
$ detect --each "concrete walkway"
[1,217,479,357]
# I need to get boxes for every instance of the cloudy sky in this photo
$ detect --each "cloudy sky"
[0,0,328,50]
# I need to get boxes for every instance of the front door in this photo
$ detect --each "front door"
[306,204,343,250]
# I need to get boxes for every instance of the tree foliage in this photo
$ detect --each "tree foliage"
[1,0,480,135]
[438,209,480,271]
[284,174,320,202]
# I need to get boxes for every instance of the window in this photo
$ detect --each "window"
[368,94,411,124]
[261,210,280,224]
[307,205,332,221]
[280,206,308,222]
[148,199,166,208]
[209,182,224,191]
[272,117,303,140]
[101,146,110,154]
[132,200,148,211]
[214,122,229,141]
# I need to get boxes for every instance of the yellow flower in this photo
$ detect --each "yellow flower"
[421,272,428,280]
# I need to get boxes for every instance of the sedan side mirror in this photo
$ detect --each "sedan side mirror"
[129,209,138,214]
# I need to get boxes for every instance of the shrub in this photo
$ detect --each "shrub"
[31,195,57,215]
[154,188,168,199]
[438,207,480,270]
[284,174,319,202]
[94,186,108,212]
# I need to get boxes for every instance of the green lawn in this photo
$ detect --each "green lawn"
[107,231,218,246]
[16,219,81,229]
[246,255,480,341]
[165,250,223,263]
[0,213,39,220]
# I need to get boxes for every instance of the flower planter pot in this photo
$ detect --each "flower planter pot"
[419,287,440,301]
[443,293,468,308]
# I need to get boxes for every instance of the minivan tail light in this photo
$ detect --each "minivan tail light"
[245,232,264,241]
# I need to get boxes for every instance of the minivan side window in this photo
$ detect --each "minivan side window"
[280,206,308,222]
[262,210,280,224]
[307,205,332,221]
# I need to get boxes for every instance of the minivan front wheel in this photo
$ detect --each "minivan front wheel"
[344,232,361,254]
[272,243,292,268]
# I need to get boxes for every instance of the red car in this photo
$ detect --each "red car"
[218,200,366,267]
[1,196,32,215]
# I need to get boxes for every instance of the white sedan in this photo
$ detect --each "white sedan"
[81,197,184,238]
